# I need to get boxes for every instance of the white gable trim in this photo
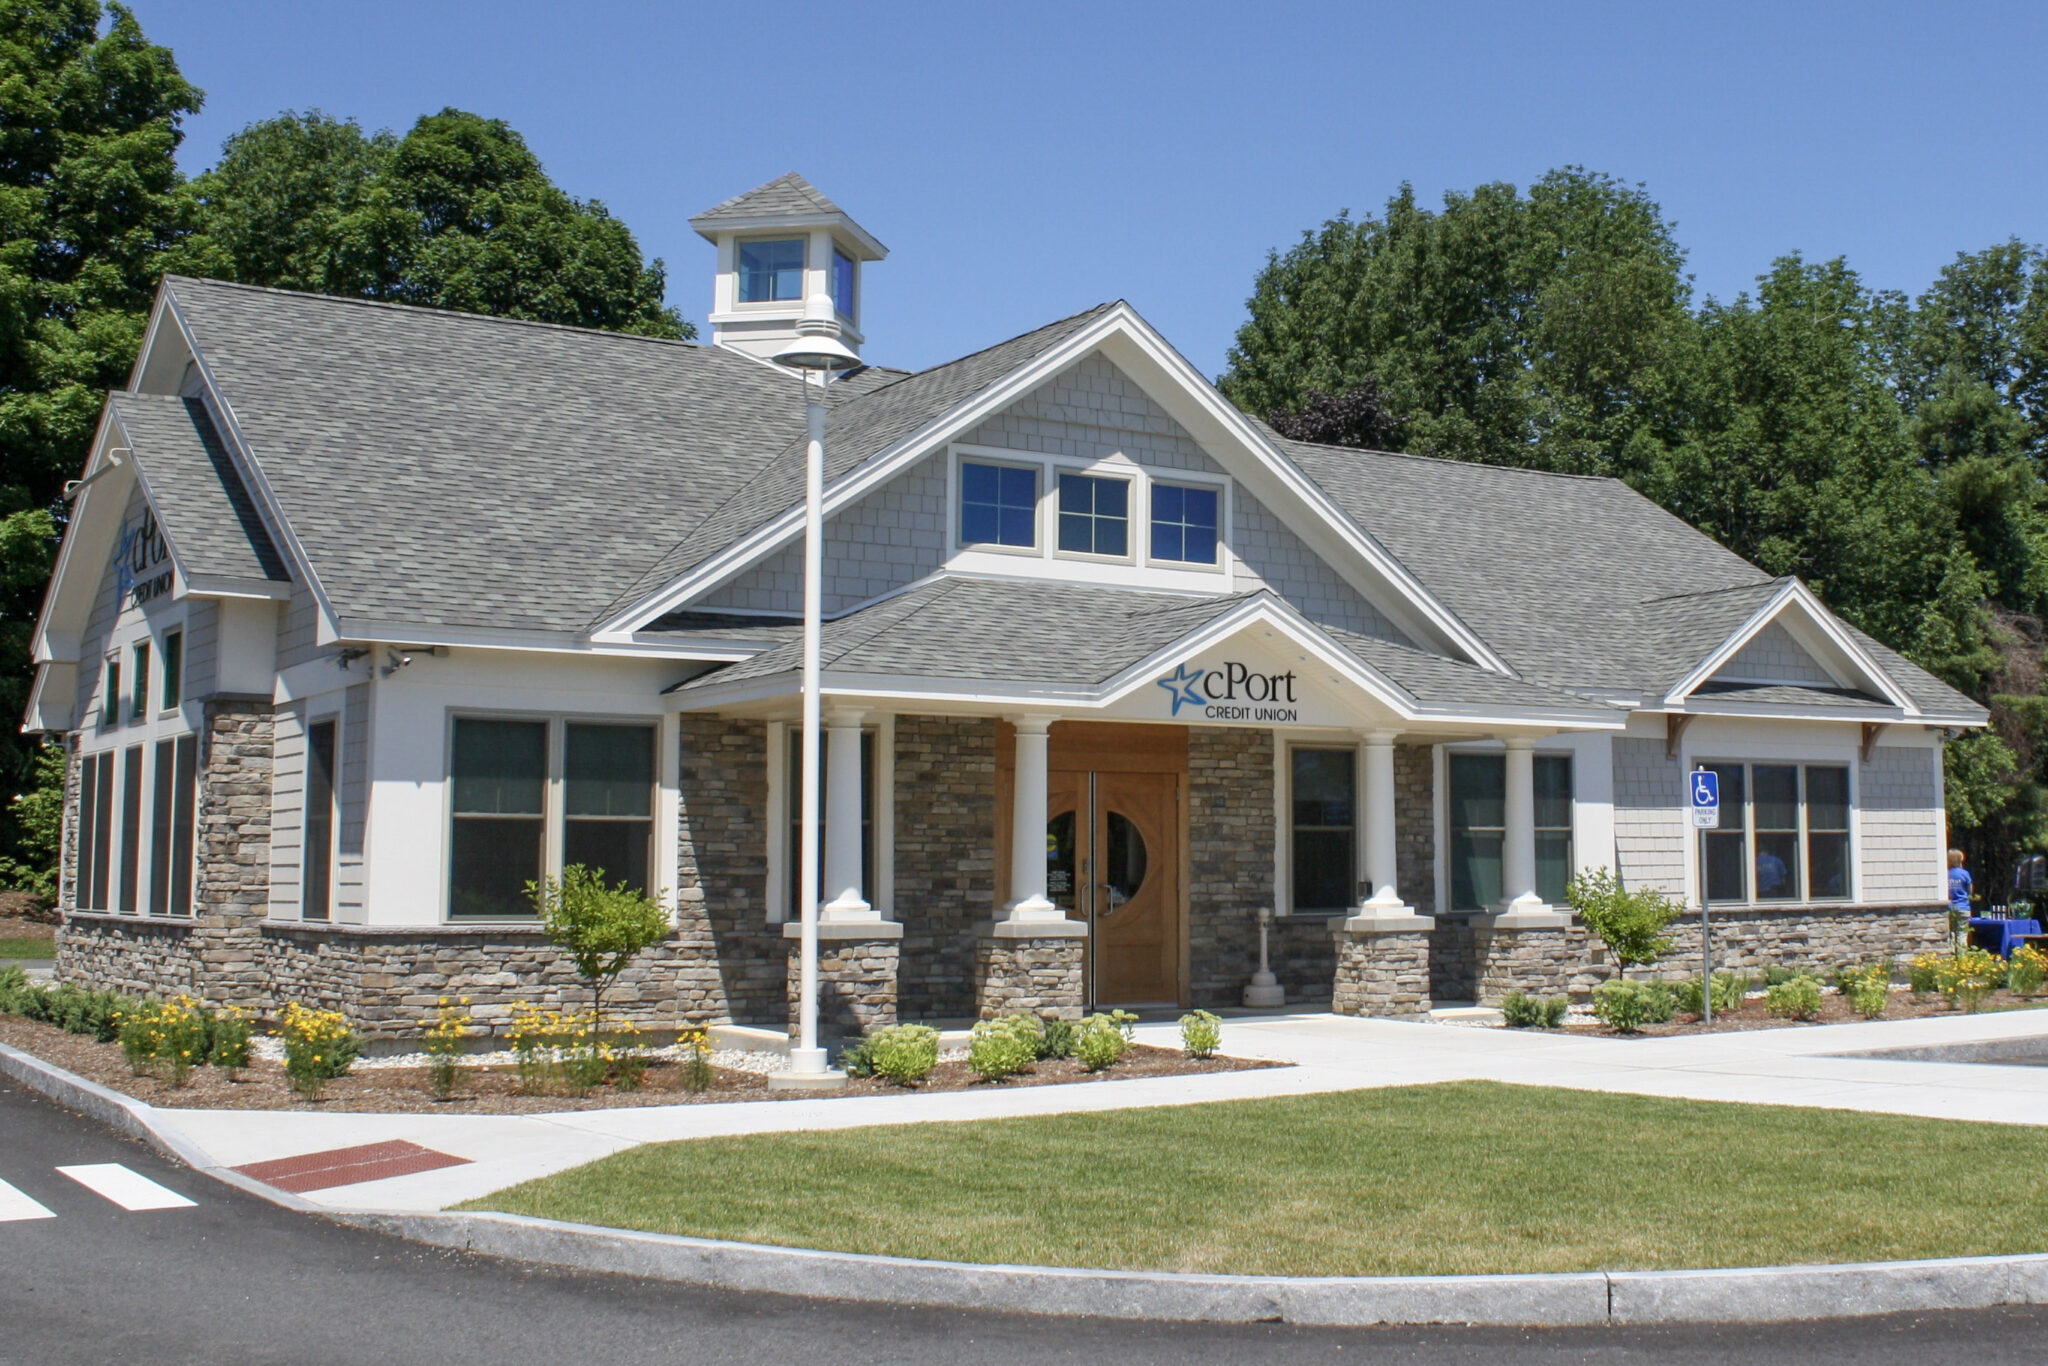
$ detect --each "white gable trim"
[27,404,127,668]
[1665,580,1919,715]
[593,304,1508,674]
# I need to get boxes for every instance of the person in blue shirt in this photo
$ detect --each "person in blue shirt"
[1949,849,1973,915]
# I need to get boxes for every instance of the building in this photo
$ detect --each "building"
[25,175,1987,1038]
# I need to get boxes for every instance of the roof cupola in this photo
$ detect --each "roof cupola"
[690,173,887,362]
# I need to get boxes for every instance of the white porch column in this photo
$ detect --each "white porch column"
[819,705,876,922]
[1498,736,1547,914]
[1344,730,1428,933]
[1360,731,1407,911]
[1002,715,1065,923]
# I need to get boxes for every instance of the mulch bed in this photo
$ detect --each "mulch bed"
[0,1014,1272,1114]
[0,914,56,951]
[1562,989,2046,1037]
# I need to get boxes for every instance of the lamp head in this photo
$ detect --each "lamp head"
[771,292,863,372]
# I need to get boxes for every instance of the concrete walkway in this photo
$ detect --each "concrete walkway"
[123,1007,2048,1214]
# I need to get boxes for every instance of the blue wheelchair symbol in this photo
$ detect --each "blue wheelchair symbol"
[1690,771,1719,808]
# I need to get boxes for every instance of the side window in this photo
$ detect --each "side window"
[1448,754,1505,911]
[959,461,1039,549]
[1151,483,1219,565]
[160,630,183,710]
[832,249,857,321]
[1290,747,1355,911]
[564,723,656,895]
[1533,755,1573,905]
[448,718,547,918]
[304,720,337,921]
[102,658,120,728]
[131,640,150,722]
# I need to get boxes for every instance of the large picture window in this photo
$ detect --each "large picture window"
[1290,747,1355,912]
[1702,761,1851,904]
[449,718,547,919]
[1448,752,1573,911]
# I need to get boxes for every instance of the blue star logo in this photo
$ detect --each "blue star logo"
[1157,664,1207,716]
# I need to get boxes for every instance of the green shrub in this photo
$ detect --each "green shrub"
[838,1037,876,1078]
[527,864,673,1019]
[1764,976,1823,1020]
[1039,1017,1076,1060]
[967,1017,1038,1081]
[1592,980,1663,1033]
[1500,992,1568,1028]
[208,1006,255,1079]
[1838,963,1891,1019]
[1642,981,1678,1024]
[2008,945,2047,998]
[1566,867,1679,970]
[0,964,33,1015]
[1762,965,1810,988]
[1671,971,1747,1017]
[865,1024,940,1086]
[995,1012,1045,1058]
[1179,1010,1222,1058]
[1074,1012,1132,1071]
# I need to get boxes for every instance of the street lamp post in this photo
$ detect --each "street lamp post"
[771,295,863,1079]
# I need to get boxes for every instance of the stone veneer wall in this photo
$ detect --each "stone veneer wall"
[1331,929,1431,1016]
[1188,728,1292,1005]
[974,935,1084,1019]
[56,701,277,1008]
[894,714,998,1020]
[675,714,784,1027]
[786,936,900,1037]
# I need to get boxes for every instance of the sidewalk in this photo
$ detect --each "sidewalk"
[65,1007,2048,1214]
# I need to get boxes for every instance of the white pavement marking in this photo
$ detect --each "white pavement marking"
[56,1163,196,1211]
[0,1176,55,1222]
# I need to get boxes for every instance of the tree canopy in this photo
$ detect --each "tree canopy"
[1223,174,2048,890]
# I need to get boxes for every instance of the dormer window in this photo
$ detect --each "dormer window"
[960,461,1038,548]
[1057,473,1129,558]
[737,239,805,303]
[832,249,857,322]
[1151,483,1220,564]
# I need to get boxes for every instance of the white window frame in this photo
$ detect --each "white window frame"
[1052,467,1138,566]
[442,711,664,923]
[1147,477,1227,568]
[300,710,342,923]
[1695,759,1856,907]
[733,235,808,307]
[1279,738,1362,915]
[1433,740,1581,913]
[952,452,1044,557]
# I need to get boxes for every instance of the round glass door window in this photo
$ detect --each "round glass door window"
[1100,812,1148,914]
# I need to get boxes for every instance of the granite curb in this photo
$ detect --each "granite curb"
[5,1038,2048,1326]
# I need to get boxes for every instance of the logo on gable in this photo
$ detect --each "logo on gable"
[115,506,171,606]
[1155,659,1301,723]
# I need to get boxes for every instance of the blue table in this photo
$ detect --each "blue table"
[1969,917,2043,958]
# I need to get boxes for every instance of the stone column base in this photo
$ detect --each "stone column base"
[974,922,1086,1020]
[784,922,902,1039]
[1471,915,1600,1002]
[1331,920,1433,1017]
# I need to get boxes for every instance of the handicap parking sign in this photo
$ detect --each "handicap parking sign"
[1689,769,1719,829]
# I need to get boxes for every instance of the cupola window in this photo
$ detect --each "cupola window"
[832,249,857,321]
[737,239,806,303]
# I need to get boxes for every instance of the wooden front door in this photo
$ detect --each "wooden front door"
[1003,722,1187,1006]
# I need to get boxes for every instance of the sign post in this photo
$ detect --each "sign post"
[1689,767,1720,1024]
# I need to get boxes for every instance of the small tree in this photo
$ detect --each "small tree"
[1566,867,1679,974]
[526,865,672,1019]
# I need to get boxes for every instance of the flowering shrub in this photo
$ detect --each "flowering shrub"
[1908,952,1943,995]
[422,997,472,1101]
[275,1002,362,1099]
[1935,948,2003,1013]
[209,1005,254,1079]
[967,1016,1038,1081]
[2008,944,2047,998]
[676,1024,713,1093]
[864,1024,940,1086]
[118,995,208,1086]
[1838,963,1891,1019]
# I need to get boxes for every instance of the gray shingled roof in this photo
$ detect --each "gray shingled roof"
[1690,681,1893,710]
[110,392,287,582]
[593,304,1117,624]
[681,576,1603,714]
[691,172,846,225]
[164,277,812,635]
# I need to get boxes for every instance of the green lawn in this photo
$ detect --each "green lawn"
[0,937,52,959]
[464,1081,2048,1276]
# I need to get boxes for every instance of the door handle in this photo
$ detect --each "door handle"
[1098,883,1127,916]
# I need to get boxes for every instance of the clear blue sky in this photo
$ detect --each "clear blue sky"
[137,0,2048,379]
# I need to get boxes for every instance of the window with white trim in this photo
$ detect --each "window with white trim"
[447,716,659,919]
[1056,472,1130,558]
[1447,752,1573,910]
[1701,762,1851,904]
[1150,482,1219,564]
[1290,746,1356,912]
[959,460,1039,549]
[783,730,875,918]
[737,238,805,303]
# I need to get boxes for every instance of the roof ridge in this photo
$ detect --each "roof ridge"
[858,301,1121,395]
[1638,577,1786,607]
[1274,431,1624,485]
[161,275,710,353]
